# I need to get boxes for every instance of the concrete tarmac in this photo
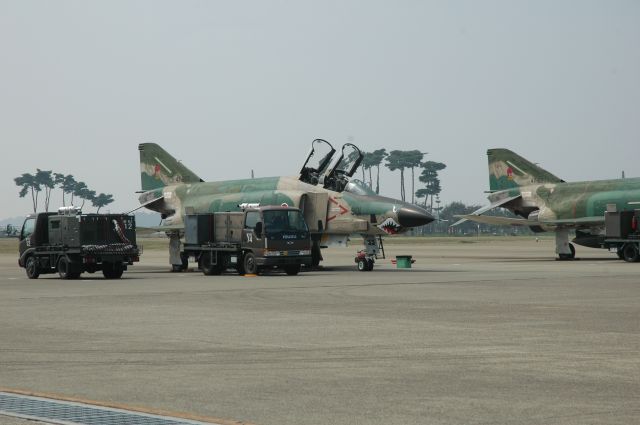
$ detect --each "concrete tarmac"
[0,238,638,425]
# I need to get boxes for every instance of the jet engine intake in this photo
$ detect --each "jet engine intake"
[526,210,551,233]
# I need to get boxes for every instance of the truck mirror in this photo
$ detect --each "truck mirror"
[255,221,263,237]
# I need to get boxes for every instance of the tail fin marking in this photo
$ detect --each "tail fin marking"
[487,148,564,192]
[139,143,204,191]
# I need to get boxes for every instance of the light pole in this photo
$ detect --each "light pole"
[435,196,441,234]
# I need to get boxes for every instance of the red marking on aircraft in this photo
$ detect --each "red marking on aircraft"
[327,197,349,222]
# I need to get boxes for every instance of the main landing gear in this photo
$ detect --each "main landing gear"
[169,233,188,272]
[555,228,576,261]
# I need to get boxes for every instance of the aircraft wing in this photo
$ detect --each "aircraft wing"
[454,214,534,227]
[145,224,184,232]
[450,194,521,227]
[454,214,605,228]
[542,216,605,226]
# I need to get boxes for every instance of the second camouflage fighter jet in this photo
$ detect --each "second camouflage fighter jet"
[453,149,640,259]
[137,140,434,270]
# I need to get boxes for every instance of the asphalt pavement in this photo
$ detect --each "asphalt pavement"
[0,238,638,425]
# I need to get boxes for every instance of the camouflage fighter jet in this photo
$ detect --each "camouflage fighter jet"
[137,140,434,270]
[453,149,640,259]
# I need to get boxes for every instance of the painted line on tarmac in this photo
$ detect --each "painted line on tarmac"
[0,388,254,425]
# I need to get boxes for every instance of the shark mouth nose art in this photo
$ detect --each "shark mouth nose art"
[378,217,402,235]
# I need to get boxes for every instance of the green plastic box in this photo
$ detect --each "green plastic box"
[396,255,412,268]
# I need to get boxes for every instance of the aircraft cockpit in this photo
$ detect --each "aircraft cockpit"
[344,179,377,196]
[322,143,363,193]
[299,139,364,193]
[299,139,336,186]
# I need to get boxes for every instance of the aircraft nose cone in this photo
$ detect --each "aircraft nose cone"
[397,206,435,228]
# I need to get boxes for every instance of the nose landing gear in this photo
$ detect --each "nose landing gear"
[355,235,385,271]
[355,251,375,271]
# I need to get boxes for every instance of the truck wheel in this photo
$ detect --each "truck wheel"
[284,265,301,276]
[103,262,124,279]
[25,256,40,279]
[58,257,79,280]
[243,252,258,275]
[311,242,322,267]
[622,243,639,263]
[199,252,222,276]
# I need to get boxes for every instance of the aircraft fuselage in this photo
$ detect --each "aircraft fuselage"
[139,175,434,237]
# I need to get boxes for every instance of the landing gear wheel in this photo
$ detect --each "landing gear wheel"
[558,243,576,260]
[25,256,39,279]
[357,259,367,272]
[58,257,79,279]
[200,252,222,276]
[285,265,301,276]
[622,243,639,263]
[103,262,124,279]
[171,254,189,272]
[181,253,189,270]
[243,252,258,275]
[366,259,374,271]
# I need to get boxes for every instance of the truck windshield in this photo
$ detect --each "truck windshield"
[263,210,308,233]
[21,218,35,240]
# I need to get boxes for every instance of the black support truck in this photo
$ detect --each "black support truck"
[183,206,312,276]
[18,208,140,279]
[603,210,640,262]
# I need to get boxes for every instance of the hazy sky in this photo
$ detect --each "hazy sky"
[1,0,638,219]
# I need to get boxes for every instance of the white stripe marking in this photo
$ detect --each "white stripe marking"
[506,160,526,176]
[154,156,172,174]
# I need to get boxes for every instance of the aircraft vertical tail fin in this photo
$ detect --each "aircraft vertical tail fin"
[487,148,564,192]
[139,143,204,191]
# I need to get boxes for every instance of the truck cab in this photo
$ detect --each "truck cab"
[18,212,55,262]
[183,205,312,276]
[241,206,312,274]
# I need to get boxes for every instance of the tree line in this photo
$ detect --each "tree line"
[14,170,114,213]
[358,149,446,210]
[420,201,532,236]
[355,149,530,236]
